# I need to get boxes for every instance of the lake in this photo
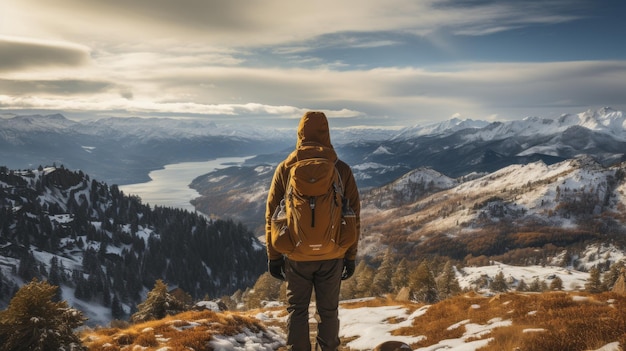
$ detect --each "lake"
[119,156,253,213]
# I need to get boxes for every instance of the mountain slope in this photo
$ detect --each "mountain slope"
[359,157,626,265]
[0,166,266,326]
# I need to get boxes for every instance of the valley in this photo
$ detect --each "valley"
[119,156,253,213]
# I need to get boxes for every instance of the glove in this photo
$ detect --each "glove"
[268,257,286,281]
[341,259,355,280]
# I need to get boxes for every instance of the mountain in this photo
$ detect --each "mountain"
[186,107,626,230]
[2,108,624,189]
[345,108,626,188]
[0,166,266,326]
[190,154,626,271]
[0,114,296,185]
[359,156,626,266]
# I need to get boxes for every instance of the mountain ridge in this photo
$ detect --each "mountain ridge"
[0,166,265,326]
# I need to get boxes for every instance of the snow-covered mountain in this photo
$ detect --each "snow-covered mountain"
[349,107,626,187]
[391,117,490,139]
[359,156,626,266]
[393,107,625,141]
[2,107,625,188]
[187,107,626,239]
[0,166,265,326]
[0,114,295,184]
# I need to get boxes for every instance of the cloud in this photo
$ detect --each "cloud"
[0,36,91,72]
[0,78,113,96]
[2,59,624,125]
[5,0,589,48]
[0,0,620,126]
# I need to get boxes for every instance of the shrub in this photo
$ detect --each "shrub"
[131,279,187,323]
[0,279,87,351]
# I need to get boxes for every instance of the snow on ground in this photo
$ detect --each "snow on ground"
[458,262,590,291]
[208,328,284,351]
[340,304,428,349]
[249,300,619,351]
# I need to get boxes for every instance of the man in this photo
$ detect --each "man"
[265,111,361,351]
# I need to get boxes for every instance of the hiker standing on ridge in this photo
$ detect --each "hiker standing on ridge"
[265,111,361,351]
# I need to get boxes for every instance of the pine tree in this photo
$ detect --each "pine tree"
[355,261,375,298]
[490,271,508,292]
[528,277,543,292]
[391,258,409,293]
[585,267,603,293]
[48,256,63,301]
[0,279,86,351]
[111,294,125,320]
[549,276,564,291]
[516,279,528,292]
[436,261,461,299]
[409,261,439,303]
[340,267,358,299]
[130,280,186,323]
[371,249,394,296]
[602,261,625,291]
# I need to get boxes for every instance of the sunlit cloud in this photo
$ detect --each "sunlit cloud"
[0,0,623,126]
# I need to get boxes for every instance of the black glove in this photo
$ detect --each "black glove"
[268,257,285,281]
[341,259,355,280]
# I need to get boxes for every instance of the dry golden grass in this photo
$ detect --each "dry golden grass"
[383,291,626,351]
[81,310,271,351]
[82,292,626,351]
[341,295,414,309]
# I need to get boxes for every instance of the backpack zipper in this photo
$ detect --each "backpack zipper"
[309,197,316,227]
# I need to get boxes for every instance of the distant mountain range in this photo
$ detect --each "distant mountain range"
[0,114,294,184]
[2,108,624,188]
[345,107,626,187]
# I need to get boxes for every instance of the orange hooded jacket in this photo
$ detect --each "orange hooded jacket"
[265,111,361,261]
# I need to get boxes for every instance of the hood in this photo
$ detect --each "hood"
[296,111,333,148]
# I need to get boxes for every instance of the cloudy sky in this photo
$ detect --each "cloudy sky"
[1,0,625,128]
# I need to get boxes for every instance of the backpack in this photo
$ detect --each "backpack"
[270,143,357,258]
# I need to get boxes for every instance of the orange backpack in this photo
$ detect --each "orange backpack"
[271,143,356,258]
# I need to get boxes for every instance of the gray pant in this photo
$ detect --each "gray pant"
[284,258,343,351]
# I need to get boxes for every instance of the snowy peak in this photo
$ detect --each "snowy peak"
[389,107,626,142]
[363,167,458,208]
[0,113,78,132]
[576,108,626,136]
[517,107,626,139]
[393,117,490,140]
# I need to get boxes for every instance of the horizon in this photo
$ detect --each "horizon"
[1,0,626,128]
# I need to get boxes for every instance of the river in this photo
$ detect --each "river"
[119,156,253,213]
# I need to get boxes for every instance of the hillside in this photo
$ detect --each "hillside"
[354,157,626,266]
[191,156,626,271]
[0,166,266,326]
[80,292,626,351]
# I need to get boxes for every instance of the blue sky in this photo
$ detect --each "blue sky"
[1,0,625,128]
